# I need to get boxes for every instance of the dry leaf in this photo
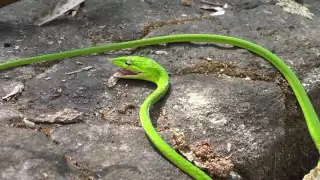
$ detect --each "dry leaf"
[34,0,85,26]
[2,84,24,101]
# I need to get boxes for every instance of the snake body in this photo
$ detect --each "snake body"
[1,34,319,179]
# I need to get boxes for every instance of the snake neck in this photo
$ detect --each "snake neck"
[139,77,169,134]
[147,81,169,107]
[141,74,169,111]
[142,63,170,106]
[139,77,169,132]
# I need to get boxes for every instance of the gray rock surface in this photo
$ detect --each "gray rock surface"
[0,126,73,180]
[1,0,320,179]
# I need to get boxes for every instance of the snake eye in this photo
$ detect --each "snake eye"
[125,60,132,66]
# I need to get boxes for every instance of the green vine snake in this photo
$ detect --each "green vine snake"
[0,34,319,179]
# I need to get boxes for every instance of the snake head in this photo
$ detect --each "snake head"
[109,56,167,84]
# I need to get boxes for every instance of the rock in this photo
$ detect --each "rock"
[0,127,74,180]
[164,74,285,179]
[32,108,84,124]
[0,104,23,125]
[22,118,36,128]
[51,123,191,179]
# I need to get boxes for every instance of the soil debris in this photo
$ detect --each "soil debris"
[117,103,136,114]
[181,0,193,6]
[172,129,234,178]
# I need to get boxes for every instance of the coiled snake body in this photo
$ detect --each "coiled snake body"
[1,34,319,180]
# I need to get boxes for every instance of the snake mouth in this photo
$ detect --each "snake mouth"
[113,68,140,77]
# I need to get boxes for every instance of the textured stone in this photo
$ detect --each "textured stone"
[0,127,74,180]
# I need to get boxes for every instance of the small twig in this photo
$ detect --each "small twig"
[65,66,92,75]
